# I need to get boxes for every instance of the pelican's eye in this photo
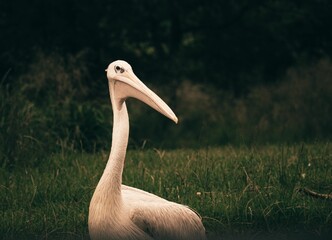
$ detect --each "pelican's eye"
[114,65,125,73]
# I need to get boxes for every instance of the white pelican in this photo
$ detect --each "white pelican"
[88,60,206,240]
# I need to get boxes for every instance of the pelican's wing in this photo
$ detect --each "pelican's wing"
[122,186,206,240]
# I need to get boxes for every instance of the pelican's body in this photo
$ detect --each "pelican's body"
[88,61,206,240]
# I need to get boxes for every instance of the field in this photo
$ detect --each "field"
[1,143,331,239]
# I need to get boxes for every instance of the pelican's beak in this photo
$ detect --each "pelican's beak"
[112,70,178,124]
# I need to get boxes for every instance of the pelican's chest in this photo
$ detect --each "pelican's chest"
[88,194,148,240]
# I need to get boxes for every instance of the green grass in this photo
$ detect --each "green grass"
[1,143,332,239]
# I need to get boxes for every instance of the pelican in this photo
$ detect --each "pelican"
[88,60,206,240]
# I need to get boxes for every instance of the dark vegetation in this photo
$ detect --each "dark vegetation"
[1,1,332,165]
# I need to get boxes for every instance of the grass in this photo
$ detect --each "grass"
[1,143,332,239]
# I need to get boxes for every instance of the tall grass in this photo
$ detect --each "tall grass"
[0,71,47,169]
[1,144,331,239]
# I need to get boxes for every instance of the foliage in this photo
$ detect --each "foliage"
[1,0,332,93]
[1,144,331,239]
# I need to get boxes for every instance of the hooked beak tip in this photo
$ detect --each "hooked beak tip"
[173,116,178,124]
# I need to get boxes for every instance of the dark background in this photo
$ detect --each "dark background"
[1,0,332,167]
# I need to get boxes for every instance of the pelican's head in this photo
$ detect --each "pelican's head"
[105,60,178,124]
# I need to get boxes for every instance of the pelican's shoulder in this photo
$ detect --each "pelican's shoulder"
[122,185,169,203]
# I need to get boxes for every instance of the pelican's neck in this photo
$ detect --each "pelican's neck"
[108,99,129,189]
[95,91,129,205]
